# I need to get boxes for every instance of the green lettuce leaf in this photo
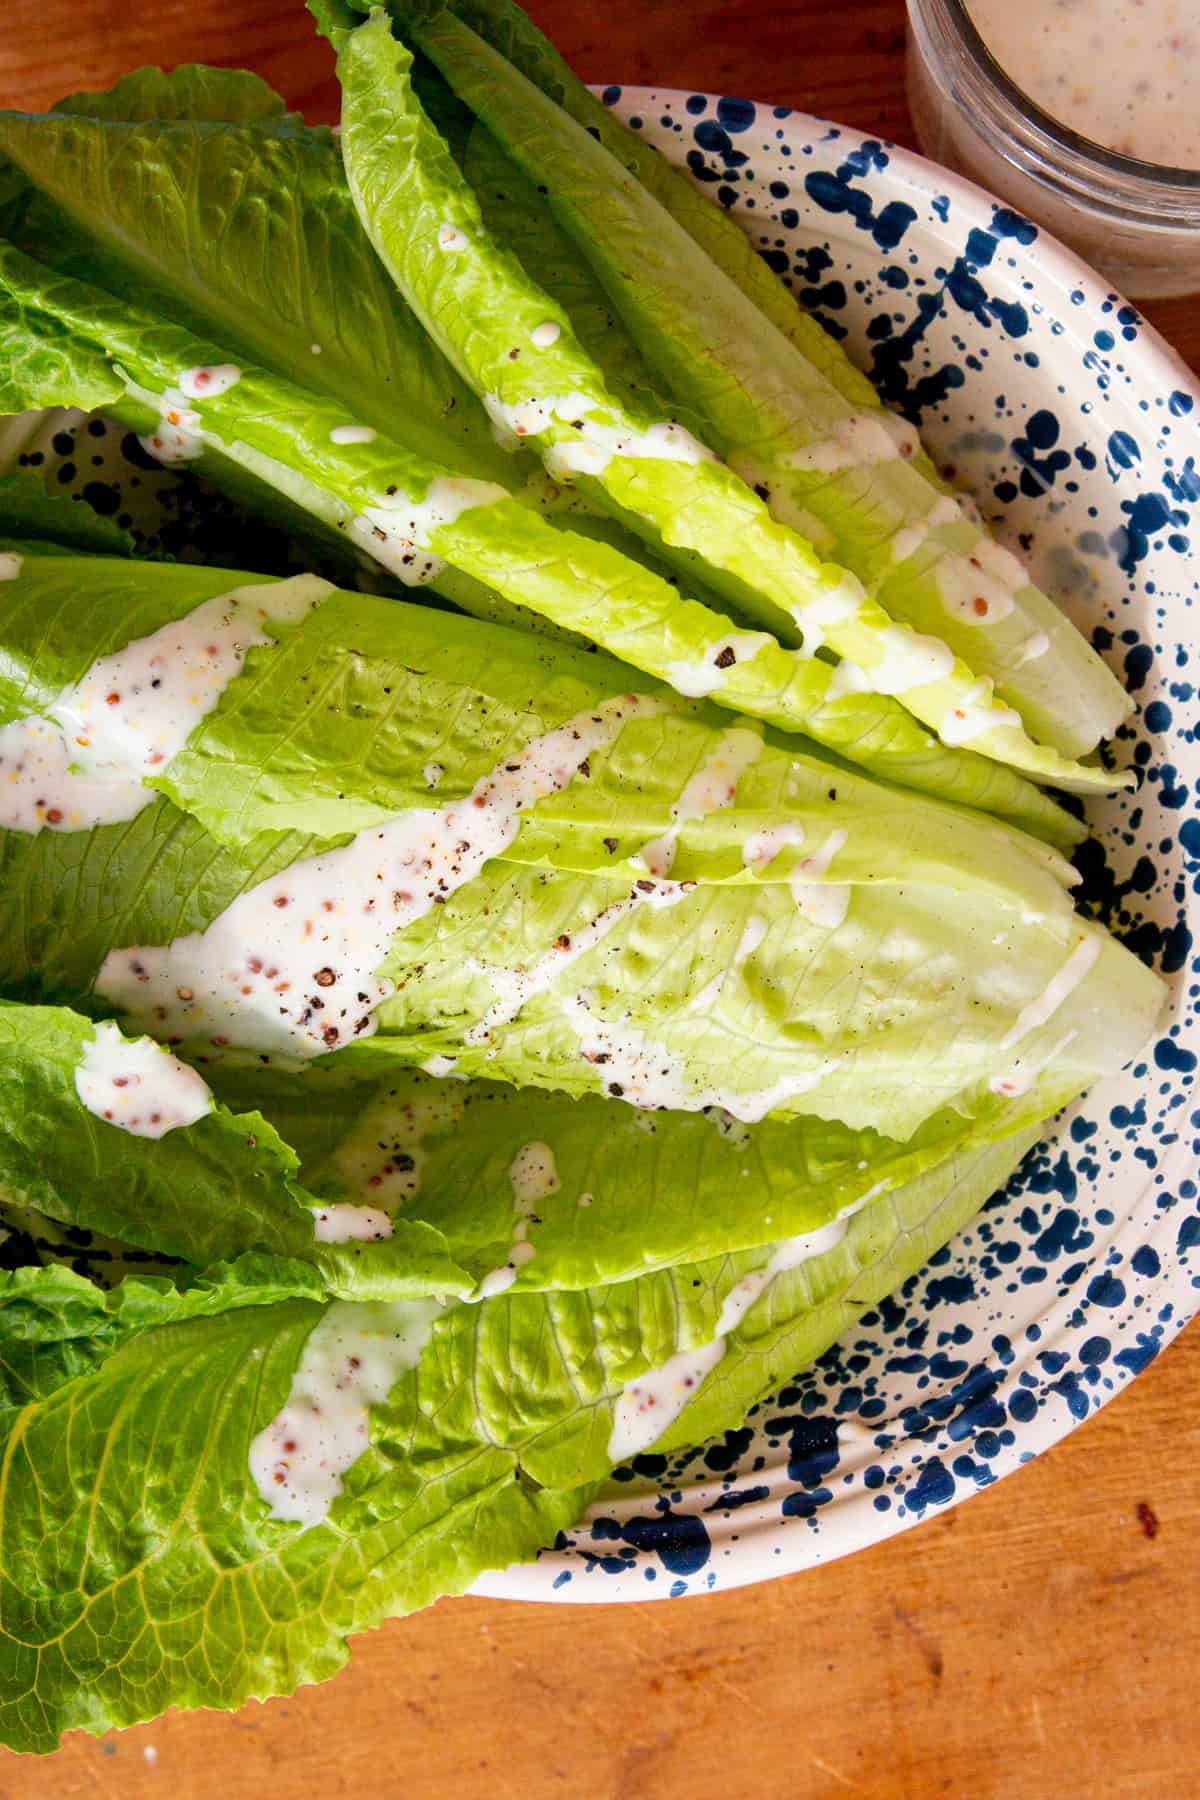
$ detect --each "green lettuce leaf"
[0,84,512,485]
[0,1002,471,1300]
[0,1110,1035,1751]
[0,988,1057,1310]
[0,1253,325,1409]
[464,117,675,425]
[0,1287,596,1752]
[0,798,323,1007]
[0,473,135,558]
[401,0,1130,759]
[53,64,295,123]
[0,256,1083,839]
[329,8,1128,792]
[206,1056,1065,1294]
[601,1124,1044,1461]
[381,0,893,415]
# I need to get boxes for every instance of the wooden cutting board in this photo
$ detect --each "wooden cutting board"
[0,4,1195,1795]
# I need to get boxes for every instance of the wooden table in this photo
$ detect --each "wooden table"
[1,4,1196,1795]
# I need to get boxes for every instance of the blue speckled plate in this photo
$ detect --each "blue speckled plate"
[9,87,1196,1607]
[470,87,1200,1603]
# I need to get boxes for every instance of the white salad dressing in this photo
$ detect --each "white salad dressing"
[331,1088,464,1203]
[939,678,1023,747]
[437,222,469,251]
[865,624,956,694]
[826,656,876,699]
[788,828,851,930]
[637,726,762,878]
[137,385,207,464]
[781,410,919,475]
[482,391,717,480]
[888,494,962,565]
[936,533,1032,630]
[350,476,507,588]
[936,557,1017,627]
[663,632,772,699]
[475,1140,560,1299]
[74,1021,213,1139]
[689,914,768,1013]
[309,1203,394,1243]
[97,697,643,1056]
[464,879,690,1045]
[989,1027,1078,1098]
[788,577,865,655]
[0,574,328,834]
[998,935,1102,1053]
[178,365,242,400]
[743,822,806,870]
[561,992,840,1120]
[744,823,851,930]
[966,0,1200,168]
[329,424,378,445]
[1011,630,1051,669]
[970,537,1029,591]
[249,1298,446,1525]
[607,1217,852,1462]
[530,321,561,349]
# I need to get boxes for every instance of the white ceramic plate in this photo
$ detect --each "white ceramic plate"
[472,86,1200,1602]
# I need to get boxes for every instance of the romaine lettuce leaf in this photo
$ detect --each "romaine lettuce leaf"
[0,555,1157,1142]
[0,1002,471,1300]
[400,0,1130,760]
[607,1125,1043,1459]
[464,117,679,427]
[0,1285,598,1752]
[0,475,136,557]
[0,1110,1035,1752]
[0,1253,326,1409]
[0,85,513,484]
[53,63,296,123]
[0,798,323,1006]
[358,857,1151,1140]
[0,989,1059,1317]
[0,265,1084,840]
[207,1056,1066,1294]
[386,0,894,416]
[329,8,1128,792]
[151,558,1086,862]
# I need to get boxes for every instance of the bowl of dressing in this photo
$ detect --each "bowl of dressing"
[906,0,1200,297]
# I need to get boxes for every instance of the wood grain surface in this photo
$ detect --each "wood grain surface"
[0,4,1196,1795]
